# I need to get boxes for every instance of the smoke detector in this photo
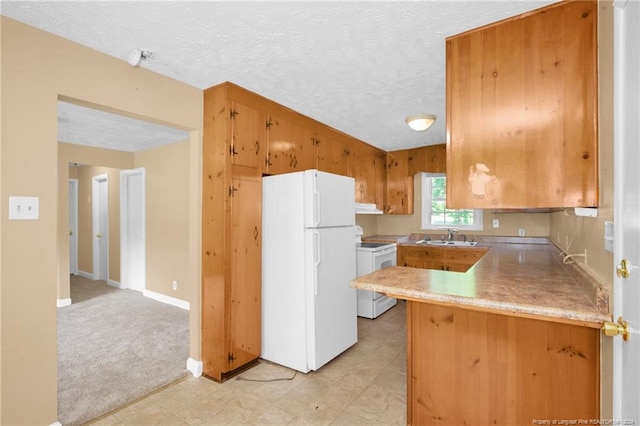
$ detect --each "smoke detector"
[127,48,153,67]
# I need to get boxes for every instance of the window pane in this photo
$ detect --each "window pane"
[431,177,446,199]
[423,174,482,231]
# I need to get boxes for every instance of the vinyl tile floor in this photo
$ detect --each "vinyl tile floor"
[89,300,407,425]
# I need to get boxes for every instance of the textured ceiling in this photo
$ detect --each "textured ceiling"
[2,0,557,152]
[58,101,190,152]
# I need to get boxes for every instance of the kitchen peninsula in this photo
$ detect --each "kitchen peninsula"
[351,237,610,425]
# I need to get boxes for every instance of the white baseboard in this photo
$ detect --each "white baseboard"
[77,270,93,280]
[143,289,189,310]
[107,279,125,289]
[57,298,72,308]
[49,422,62,426]
[187,358,203,377]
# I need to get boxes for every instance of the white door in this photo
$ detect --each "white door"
[305,226,357,370]
[68,179,78,275]
[612,0,640,421]
[120,168,146,292]
[92,174,109,281]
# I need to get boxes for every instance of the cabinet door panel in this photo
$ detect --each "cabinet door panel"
[317,132,349,176]
[446,1,597,209]
[385,151,413,215]
[348,148,379,204]
[231,101,265,170]
[229,173,262,370]
[267,115,316,174]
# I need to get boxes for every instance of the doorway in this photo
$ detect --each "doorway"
[92,174,109,281]
[120,168,146,292]
[68,178,78,276]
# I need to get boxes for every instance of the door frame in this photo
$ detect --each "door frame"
[92,173,109,281]
[120,167,146,292]
[612,0,640,420]
[68,178,79,275]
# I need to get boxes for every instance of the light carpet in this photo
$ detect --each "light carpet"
[57,275,189,426]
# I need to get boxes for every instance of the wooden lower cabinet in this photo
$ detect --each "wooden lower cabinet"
[399,245,487,272]
[407,302,600,425]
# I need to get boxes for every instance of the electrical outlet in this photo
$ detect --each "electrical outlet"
[172,280,178,290]
[518,228,525,237]
[492,219,500,228]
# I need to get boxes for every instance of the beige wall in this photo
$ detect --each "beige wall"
[58,144,134,301]
[61,141,192,303]
[135,140,191,300]
[76,165,122,282]
[368,174,551,238]
[1,17,202,425]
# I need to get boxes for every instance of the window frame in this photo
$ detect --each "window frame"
[421,173,484,231]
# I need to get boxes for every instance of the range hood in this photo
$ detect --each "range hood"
[355,203,383,215]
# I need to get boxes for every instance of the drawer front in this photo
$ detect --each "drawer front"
[401,246,444,258]
[443,248,487,262]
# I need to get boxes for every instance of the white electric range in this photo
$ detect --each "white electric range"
[355,226,398,318]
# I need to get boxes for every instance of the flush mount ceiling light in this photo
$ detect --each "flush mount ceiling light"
[405,113,437,132]
[127,48,153,67]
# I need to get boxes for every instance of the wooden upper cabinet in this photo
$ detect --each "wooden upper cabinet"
[347,141,386,207]
[230,101,266,171]
[446,1,598,209]
[408,144,447,176]
[385,150,413,215]
[316,130,350,176]
[373,151,386,210]
[265,113,316,174]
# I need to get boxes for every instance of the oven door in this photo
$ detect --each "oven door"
[373,247,397,271]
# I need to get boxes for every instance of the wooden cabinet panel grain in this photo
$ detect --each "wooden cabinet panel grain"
[408,144,447,176]
[228,171,262,371]
[265,113,316,174]
[203,83,264,382]
[407,303,599,425]
[385,150,413,215]
[446,1,598,209]
[348,141,387,208]
[399,245,487,272]
[230,101,265,171]
[316,130,349,176]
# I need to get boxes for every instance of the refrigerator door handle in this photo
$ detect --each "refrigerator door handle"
[314,230,321,295]
[313,190,321,227]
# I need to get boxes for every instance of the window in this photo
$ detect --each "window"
[421,173,483,231]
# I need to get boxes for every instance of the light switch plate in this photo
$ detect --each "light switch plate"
[604,221,614,253]
[8,196,39,220]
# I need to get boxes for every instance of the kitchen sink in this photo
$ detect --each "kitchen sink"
[415,240,478,246]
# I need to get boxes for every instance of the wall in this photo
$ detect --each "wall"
[135,140,191,301]
[76,166,122,282]
[58,143,134,301]
[369,174,551,238]
[1,17,202,425]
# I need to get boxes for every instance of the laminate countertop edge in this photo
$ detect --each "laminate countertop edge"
[352,238,611,329]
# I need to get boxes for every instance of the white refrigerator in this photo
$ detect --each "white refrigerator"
[262,169,357,373]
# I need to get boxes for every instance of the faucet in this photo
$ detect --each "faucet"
[447,228,459,242]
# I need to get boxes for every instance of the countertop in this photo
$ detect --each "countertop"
[352,237,610,328]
